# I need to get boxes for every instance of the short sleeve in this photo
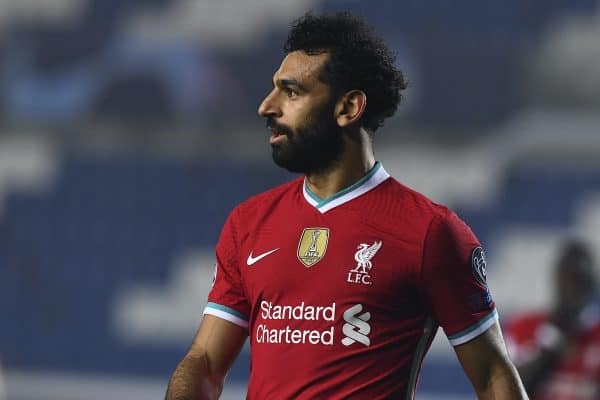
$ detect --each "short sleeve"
[203,208,250,329]
[421,212,497,346]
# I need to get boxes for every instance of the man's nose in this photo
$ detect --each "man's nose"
[258,90,282,118]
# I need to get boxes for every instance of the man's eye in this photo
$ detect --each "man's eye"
[286,89,298,98]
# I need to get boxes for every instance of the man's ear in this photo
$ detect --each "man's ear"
[335,90,366,127]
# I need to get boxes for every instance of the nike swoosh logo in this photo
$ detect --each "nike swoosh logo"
[247,248,280,266]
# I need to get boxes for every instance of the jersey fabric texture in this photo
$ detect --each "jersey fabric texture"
[205,162,497,399]
[505,312,600,400]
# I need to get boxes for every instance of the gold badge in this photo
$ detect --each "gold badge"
[297,228,329,267]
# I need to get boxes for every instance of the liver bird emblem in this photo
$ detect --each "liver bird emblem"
[354,240,383,271]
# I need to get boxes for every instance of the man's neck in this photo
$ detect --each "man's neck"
[305,129,375,200]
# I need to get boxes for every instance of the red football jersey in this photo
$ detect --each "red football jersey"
[505,312,600,400]
[205,162,497,399]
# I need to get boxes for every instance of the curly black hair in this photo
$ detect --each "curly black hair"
[284,12,407,132]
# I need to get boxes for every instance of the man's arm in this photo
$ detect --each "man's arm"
[454,322,529,399]
[165,315,247,400]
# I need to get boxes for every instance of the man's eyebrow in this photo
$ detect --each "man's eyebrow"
[275,78,306,91]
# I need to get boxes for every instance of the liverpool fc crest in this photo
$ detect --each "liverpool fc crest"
[347,240,382,285]
[297,228,329,267]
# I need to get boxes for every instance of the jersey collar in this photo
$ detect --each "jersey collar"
[302,161,390,214]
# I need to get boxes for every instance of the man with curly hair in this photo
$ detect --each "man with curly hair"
[166,12,528,399]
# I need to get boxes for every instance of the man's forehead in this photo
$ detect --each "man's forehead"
[273,51,329,83]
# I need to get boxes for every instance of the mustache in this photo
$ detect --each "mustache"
[266,118,293,136]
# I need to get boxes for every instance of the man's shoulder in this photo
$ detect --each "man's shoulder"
[382,177,458,222]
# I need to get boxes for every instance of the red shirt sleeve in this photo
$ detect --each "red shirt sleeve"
[204,207,250,328]
[420,211,497,346]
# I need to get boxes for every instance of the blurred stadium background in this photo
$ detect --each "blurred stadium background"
[1,0,600,399]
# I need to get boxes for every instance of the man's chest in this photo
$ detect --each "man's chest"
[237,212,424,316]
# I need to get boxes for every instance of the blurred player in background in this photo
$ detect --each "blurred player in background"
[165,11,528,399]
[505,240,600,399]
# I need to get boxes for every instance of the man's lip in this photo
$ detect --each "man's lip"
[269,131,287,145]
[267,126,288,137]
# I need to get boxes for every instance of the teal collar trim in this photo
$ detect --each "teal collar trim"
[303,162,390,213]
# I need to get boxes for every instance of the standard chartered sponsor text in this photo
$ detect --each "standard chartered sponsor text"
[256,324,334,345]
[256,300,336,345]
[260,300,335,321]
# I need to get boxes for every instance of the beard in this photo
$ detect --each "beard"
[268,101,345,175]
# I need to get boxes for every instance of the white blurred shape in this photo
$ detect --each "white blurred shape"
[125,0,318,47]
[380,141,506,208]
[0,135,59,216]
[426,329,456,358]
[112,249,215,343]
[574,193,600,256]
[0,0,85,25]
[486,228,564,315]
[0,360,4,400]
[4,369,246,400]
[381,109,600,208]
[528,9,600,106]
